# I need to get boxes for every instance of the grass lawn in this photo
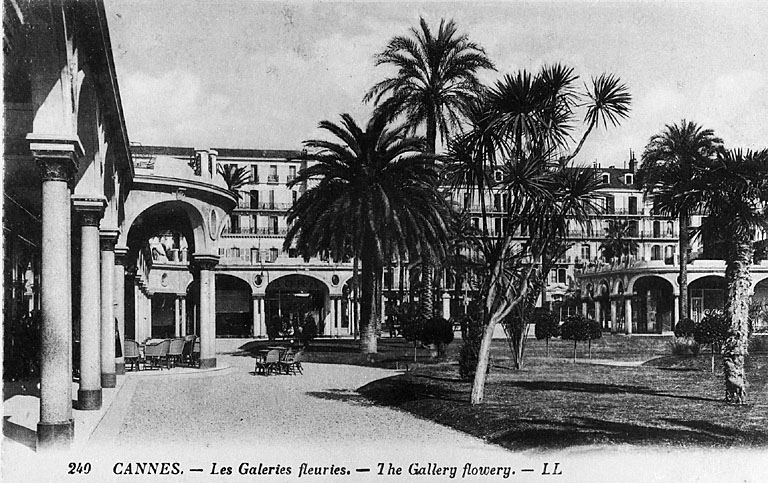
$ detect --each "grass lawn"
[236,334,768,449]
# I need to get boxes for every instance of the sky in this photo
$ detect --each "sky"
[107,1,768,167]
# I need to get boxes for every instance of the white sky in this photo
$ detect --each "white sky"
[107,1,768,167]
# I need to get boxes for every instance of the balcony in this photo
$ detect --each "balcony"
[267,174,280,184]
[286,174,297,184]
[221,226,288,236]
[234,202,292,212]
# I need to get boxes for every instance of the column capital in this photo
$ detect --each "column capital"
[72,196,106,226]
[28,135,82,183]
[99,229,120,251]
[192,253,219,271]
[114,245,129,265]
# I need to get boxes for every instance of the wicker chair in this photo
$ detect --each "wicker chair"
[279,349,303,375]
[191,339,201,368]
[167,338,185,367]
[124,339,142,371]
[181,335,197,366]
[254,349,280,376]
[144,339,170,369]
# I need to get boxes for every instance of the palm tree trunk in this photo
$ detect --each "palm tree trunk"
[359,249,381,354]
[421,256,434,319]
[678,214,690,321]
[470,312,498,405]
[723,239,753,403]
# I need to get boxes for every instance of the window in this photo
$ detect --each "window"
[502,193,510,211]
[581,244,591,261]
[601,173,610,184]
[230,214,240,233]
[251,214,258,232]
[268,248,279,262]
[558,268,567,284]
[665,245,674,264]
[288,248,298,258]
[269,190,275,208]
[494,217,502,235]
[230,247,240,258]
[269,216,278,234]
[494,170,503,182]
[288,165,297,182]
[653,221,661,238]
[651,245,662,260]
[625,174,634,185]
[251,248,260,263]
[292,190,298,206]
[628,220,639,237]
[463,193,470,209]
[250,190,259,209]
[268,165,278,183]
[628,196,638,215]
[471,217,479,229]
[251,164,258,182]
[666,221,674,236]
[493,194,501,211]
[604,195,615,214]
[502,218,509,236]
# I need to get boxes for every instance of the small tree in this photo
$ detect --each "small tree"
[393,302,423,362]
[419,316,455,358]
[694,310,730,373]
[534,310,560,358]
[560,315,601,361]
[458,314,484,380]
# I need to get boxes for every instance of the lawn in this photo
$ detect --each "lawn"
[236,334,768,449]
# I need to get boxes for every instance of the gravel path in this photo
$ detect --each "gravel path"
[103,354,502,455]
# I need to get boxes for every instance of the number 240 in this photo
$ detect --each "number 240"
[68,462,91,474]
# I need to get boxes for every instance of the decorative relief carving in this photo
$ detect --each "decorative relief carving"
[80,211,102,227]
[37,157,76,182]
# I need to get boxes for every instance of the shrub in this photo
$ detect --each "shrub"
[560,314,602,360]
[669,336,700,356]
[534,310,560,358]
[674,318,696,338]
[420,316,454,358]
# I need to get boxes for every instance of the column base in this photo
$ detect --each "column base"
[36,420,74,450]
[77,389,102,410]
[115,361,125,375]
[101,373,117,388]
[198,358,216,369]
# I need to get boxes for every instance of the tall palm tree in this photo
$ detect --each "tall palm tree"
[638,120,723,323]
[284,113,450,353]
[599,220,639,263]
[364,17,494,318]
[695,148,768,403]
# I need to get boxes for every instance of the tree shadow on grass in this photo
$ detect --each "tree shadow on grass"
[507,380,720,403]
[305,389,377,406]
[358,376,467,405]
[487,416,766,449]
[662,418,768,444]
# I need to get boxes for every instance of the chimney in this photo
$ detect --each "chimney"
[629,149,637,173]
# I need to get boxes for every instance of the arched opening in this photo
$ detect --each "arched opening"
[265,275,328,339]
[689,275,726,323]
[125,201,200,342]
[752,278,768,332]
[598,281,610,329]
[631,276,674,333]
[215,275,253,337]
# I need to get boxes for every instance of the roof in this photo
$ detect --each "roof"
[130,145,304,161]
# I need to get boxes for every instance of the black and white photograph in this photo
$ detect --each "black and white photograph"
[2,1,767,481]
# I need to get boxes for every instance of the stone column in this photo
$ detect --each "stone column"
[194,254,219,369]
[180,296,187,336]
[328,296,336,336]
[34,146,78,449]
[252,296,260,337]
[625,297,633,334]
[673,294,680,330]
[133,278,142,341]
[610,298,618,333]
[114,246,127,375]
[174,296,181,337]
[73,197,106,410]
[595,300,602,325]
[100,230,118,388]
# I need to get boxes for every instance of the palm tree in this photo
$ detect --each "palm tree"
[364,17,494,318]
[695,148,768,403]
[638,120,723,323]
[284,113,450,353]
[217,163,250,200]
[599,220,639,263]
[443,63,631,404]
